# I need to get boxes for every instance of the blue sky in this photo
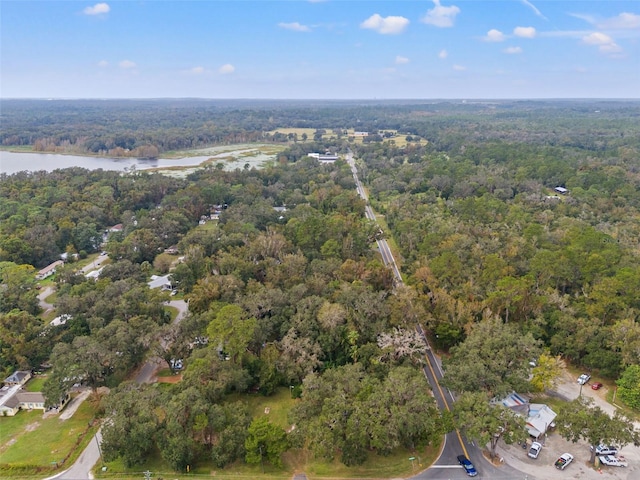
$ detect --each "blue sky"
[1,1,639,99]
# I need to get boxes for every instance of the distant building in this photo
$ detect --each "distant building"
[308,152,339,163]
[85,267,103,280]
[148,274,172,290]
[352,131,369,137]
[554,187,569,195]
[36,260,64,280]
[50,314,71,327]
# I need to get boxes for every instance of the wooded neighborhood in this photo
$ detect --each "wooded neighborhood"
[1,98,640,479]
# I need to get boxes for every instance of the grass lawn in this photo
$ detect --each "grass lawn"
[164,304,179,321]
[24,376,47,392]
[43,291,58,305]
[0,400,98,468]
[226,386,296,430]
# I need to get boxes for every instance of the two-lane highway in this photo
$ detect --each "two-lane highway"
[346,151,534,480]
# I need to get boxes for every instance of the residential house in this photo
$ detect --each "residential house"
[50,314,71,327]
[498,392,557,440]
[85,267,103,280]
[0,374,47,416]
[36,260,64,280]
[148,274,173,290]
[4,370,31,387]
[308,152,339,163]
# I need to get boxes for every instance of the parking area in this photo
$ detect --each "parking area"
[495,368,640,480]
[498,433,639,480]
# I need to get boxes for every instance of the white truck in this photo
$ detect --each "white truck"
[555,453,574,470]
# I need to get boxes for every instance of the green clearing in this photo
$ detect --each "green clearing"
[24,376,47,392]
[164,305,179,321]
[226,386,296,430]
[267,127,316,137]
[0,400,98,469]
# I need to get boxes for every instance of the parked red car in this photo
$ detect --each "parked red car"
[591,382,603,390]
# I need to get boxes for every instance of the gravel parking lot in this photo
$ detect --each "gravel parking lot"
[495,369,640,480]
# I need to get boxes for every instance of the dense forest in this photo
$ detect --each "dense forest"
[1,99,640,472]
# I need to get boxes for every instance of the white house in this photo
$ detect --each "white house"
[308,152,339,163]
[36,260,64,280]
[148,274,172,290]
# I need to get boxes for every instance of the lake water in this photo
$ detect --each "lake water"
[0,151,220,175]
[0,148,275,175]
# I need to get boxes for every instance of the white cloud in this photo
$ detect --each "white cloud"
[97,60,108,67]
[513,26,536,38]
[83,3,110,15]
[360,14,409,35]
[520,0,547,20]
[453,64,466,71]
[421,0,460,28]
[599,43,623,54]
[219,64,235,74]
[438,49,448,59]
[504,46,523,54]
[484,29,505,42]
[572,12,640,30]
[395,55,409,64]
[582,32,614,45]
[119,60,136,69]
[278,22,311,32]
[599,12,640,30]
[582,32,622,54]
[190,66,205,74]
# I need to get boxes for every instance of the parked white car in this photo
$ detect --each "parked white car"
[577,373,591,385]
[528,442,542,459]
[599,455,628,467]
[592,444,619,456]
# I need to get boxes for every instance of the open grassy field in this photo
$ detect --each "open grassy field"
[0,399,99,469]
[266,127,425,148]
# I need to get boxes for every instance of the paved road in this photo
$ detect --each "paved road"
[348,151,533,480]
[45,430,102,480]
[38,286,55,312]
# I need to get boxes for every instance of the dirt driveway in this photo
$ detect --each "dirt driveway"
[495,369,640,480]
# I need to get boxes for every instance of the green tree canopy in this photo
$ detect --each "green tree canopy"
[443,315,541,398]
